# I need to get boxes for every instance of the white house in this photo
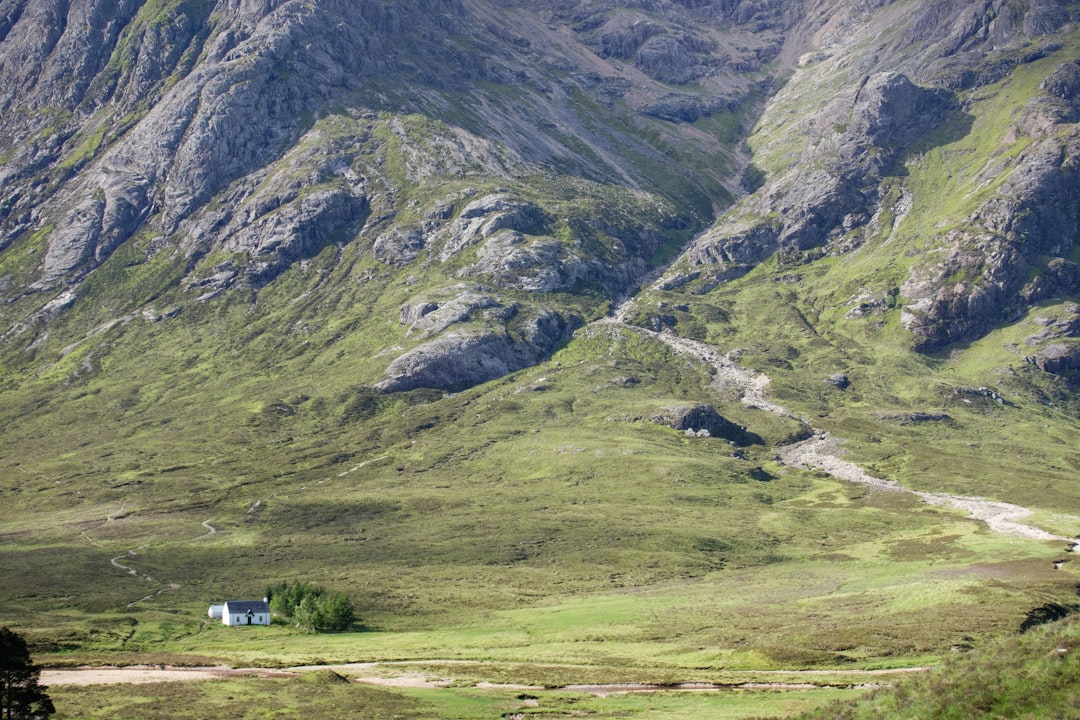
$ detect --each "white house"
[217,599,271,626]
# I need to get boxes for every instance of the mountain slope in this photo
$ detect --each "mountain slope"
[0,0,804,394]
[0,2,1079,714]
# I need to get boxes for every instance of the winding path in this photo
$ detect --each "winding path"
[102,518,220,607]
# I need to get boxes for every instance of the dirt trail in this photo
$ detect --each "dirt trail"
[41,662,928,692]
[110,547,152,581]
[100,518,218,607]
[638,327,1075,547]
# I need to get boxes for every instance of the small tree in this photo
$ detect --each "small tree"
[319,593,355,632]
[0,627,55,720]
[292,595,324,634]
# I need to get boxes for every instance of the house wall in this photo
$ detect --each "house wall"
[221,604,270,626]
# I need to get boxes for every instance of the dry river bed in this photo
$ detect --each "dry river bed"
[651,329,1078,548]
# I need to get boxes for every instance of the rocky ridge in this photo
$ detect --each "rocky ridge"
[0,0,1077,394]
[661,0,1079,355]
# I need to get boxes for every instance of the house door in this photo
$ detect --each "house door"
[246,610,253,625]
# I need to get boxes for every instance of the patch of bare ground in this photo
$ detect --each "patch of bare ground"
[41,663,930,692]
[40,666,260,686]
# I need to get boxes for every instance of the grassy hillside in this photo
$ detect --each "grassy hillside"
[2,317,1076,666]
[797,616,1080,719]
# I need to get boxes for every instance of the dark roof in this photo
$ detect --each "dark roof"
[223,600,270,613]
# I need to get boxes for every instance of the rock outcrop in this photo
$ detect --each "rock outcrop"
[900,129,1080,350]
[681,71,954,289]
[1027,343,1080,377]
[375,309,575,393]
[1023,304,1080,380]
[649,403,762,445]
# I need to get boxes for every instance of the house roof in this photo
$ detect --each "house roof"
[223,600,270,613]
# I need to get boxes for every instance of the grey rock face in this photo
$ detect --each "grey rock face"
[8,0,476,286]
[399,290,503,338]
[683,71,952,289]
[1042,61,1080,109]
[1023,304,1080,379]
[436,194,547,262]
[639,93,732,123]
[901,130,1079,350]
[374,228,427,267]
[1027,343,1080,377]
[374,309,574,393]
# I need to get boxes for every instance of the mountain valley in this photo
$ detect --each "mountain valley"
[1,1,1079,717]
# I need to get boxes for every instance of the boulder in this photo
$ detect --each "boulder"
[825,373,850,390]
[650,403,762,445]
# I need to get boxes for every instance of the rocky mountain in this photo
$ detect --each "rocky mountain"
[0,2,1079,704]
[664,0,1079,355]
[1,0,1077,394]
[0,0,806,389]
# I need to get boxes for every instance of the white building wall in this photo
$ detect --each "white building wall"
[221,603,270,626]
